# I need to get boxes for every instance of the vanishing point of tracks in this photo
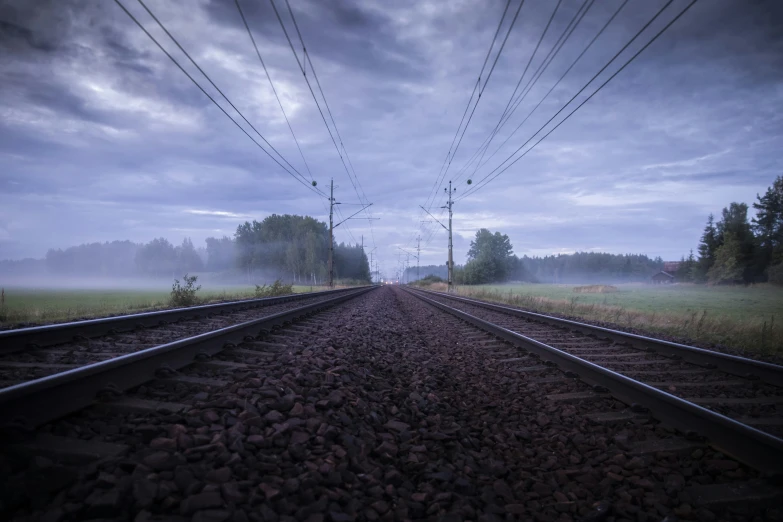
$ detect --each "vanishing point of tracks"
[0,285,781,521]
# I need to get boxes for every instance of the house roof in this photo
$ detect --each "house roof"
[652,271,675,278]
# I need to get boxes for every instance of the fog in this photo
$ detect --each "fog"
[0,274,281,291]
[0,222,370,289]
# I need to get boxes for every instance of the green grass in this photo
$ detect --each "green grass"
[449,283,783,354]
[0,285,317,327]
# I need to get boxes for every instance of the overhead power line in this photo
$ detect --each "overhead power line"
[283,0,377,252]
[269,0,376,251]
[112,0,323,198]
[421,0,517,216]
[410,0,517,251]
[460,0,698,200]
[458,0,629,190]
[425,0,567,240]
[234,0,315,186]
[451,0,586,187]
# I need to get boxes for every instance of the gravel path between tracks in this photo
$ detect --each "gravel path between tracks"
[413,290,783,438]
[0,287,777,521]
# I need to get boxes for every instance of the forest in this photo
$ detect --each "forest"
[677,175,783,284]
[1,214,370,284]
[406,241,663,285]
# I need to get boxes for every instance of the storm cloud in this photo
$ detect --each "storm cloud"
[1,0,781,277]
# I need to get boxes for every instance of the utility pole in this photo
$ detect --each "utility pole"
[398,246,419,285]
[420,179,465,294]
[445,181,455,293]
[328,179,377,288]
[328,178,336,288]
[416,235,421,282]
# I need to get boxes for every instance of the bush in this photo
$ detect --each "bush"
[255,279,294,298]
[170,274,201,307]
[413,274,444,286]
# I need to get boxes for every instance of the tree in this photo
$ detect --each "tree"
[715,203,754,282]
[695,214,719,282]
[707,233,744,285]
[205,236,235,272]
[45,241,139,276]
[333,243,370,282]
[676,250,696,282]
[135,238,178,277]
[769,262,783,285]
[176,238,204,274]
[752,175,783,278]
[463,229,514,284]
[233,214,367,283]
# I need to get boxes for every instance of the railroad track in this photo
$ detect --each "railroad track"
[0,287,363,388]
[0,286,374,429]
[1,286,780,521]
[405,287,783,475]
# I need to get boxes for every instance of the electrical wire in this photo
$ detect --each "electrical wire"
[460,0,698,200]
[120,0,323,197]
[452,0,587,187]
[234,0,330,214]
[409,0,513,250]
[283,0,378,257]
[460,0,629,189]
[234,0,314,184]
[271,0,377,254]
[421,0,515,216]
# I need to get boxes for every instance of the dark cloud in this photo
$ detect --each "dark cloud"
[204,0,427,79]
[0,0,781,275]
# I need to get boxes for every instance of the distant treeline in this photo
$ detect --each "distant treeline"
[1,214,370,284]
[235,214,369,283]
[406,252,663,285]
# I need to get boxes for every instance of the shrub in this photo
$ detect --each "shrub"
[413,274,444,286]
[255,279,294,298]
[170,274,201,307]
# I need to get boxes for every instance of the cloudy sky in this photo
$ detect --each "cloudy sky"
[1,0,781,278]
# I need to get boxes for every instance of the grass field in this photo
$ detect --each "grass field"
[434,282,782,354]
[0,285,318,326]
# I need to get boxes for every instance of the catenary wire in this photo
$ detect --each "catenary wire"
[461,0,629,187]
[269,0,376,253]
[410,0,512,250]
[129,0,323,197]
[452,0,585,187]
[234,0,331,217]
[234,0,315,185]
[460,0,698,200]
[281,0,378,255]
[424,0,518,215]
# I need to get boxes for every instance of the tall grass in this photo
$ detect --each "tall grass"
[450,287,781,355]
[0,285,316,327]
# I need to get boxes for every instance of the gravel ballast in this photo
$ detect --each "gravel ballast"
[0,287,778,521]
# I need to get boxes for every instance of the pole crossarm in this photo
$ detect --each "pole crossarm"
[335,204,376,228]
[397,246,419,260]
[419,206,449,232]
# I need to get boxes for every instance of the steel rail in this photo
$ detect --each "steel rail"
[411,288,783,387]
[0,286,367,355]
[404,288,783,475]
[0,287,375,429]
